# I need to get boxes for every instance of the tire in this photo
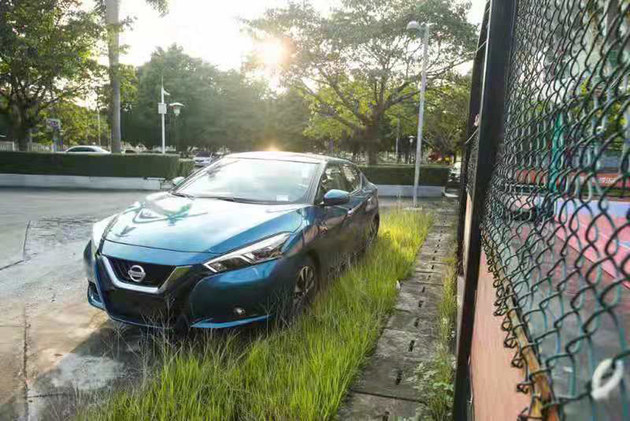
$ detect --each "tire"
[289,256,318,319]
[365,216,379,249]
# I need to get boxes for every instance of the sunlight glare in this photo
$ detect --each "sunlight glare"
[258,39,286,67]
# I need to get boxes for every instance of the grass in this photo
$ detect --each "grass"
[80,209,432,421]
[415,242,458,420]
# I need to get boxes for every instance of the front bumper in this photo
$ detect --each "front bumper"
[86,247,300,330]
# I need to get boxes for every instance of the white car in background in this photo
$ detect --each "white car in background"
[65,145,110,154]
[193,151,215,167]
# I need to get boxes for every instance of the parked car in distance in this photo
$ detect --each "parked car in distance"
[65,145,110,154]
[122,149,137,154]
[449,161,462,184]
[193,151,216,167]
[84,151,380,331]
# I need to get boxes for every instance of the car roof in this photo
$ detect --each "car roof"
[69,145,102,149]
[226,151,353,165]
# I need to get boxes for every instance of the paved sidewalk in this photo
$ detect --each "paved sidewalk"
[339,202,458,419]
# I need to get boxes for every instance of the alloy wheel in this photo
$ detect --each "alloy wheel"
[292,264,316,311]
[366,219,379,248]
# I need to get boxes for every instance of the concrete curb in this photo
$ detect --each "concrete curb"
[0,174,165,191]
[338,204,458,419]
[376,184,444,198]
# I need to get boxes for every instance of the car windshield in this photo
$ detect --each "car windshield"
[175,158,318,204]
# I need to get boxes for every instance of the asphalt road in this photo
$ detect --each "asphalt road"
[0,188,454,420]
[0,188,147,420]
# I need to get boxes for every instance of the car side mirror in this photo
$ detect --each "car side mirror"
[171,176,185,187]
[323,189,350,206]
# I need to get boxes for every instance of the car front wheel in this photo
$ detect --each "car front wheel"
[291,257,318,317]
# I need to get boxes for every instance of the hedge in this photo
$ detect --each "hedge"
[177,159,195,177]
[0,152,182,179]
[0,152,450,186]
[359,165,450,186]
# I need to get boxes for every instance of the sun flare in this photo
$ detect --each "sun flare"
[258,39,286,67]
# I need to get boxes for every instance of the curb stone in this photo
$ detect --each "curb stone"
[338,205,456,420]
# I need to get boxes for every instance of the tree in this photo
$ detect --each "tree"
[98,0,167,153]
[0,0,102,150]
[246,0,476,164]
[123,45,273,153]
[422,74,470,158]
[264,89,313,152]
[126,45,220,150]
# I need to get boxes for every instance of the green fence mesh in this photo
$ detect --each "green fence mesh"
[471,0,630,419]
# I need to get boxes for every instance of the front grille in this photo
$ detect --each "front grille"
[104,289,176,326]
[107,257,175,287]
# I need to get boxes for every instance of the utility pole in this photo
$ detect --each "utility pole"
[407,21,431,207]
[97,105,101,146]
[395,118,400,163]
[413,24,430,207]
[159,76,170,154]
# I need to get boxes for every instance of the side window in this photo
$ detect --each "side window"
[342,164,361,192]
[316,164,348,202]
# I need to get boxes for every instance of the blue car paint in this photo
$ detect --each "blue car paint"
[101,239,217,266]
[85,152,379,330]
[106,193,308,253]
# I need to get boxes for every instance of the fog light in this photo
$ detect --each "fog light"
[233,307,246,317]
[88,283,102,304]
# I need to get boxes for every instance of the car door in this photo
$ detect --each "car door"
[341,164,371,250]
[313,163,353,273]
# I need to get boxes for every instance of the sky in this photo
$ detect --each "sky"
[118,0,487,69]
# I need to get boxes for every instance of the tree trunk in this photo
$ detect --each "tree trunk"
[8,103,30,151]
[364,125,380,165]
[106,0,122,153]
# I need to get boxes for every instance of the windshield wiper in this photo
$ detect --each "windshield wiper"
[171,191,194,199]
[199,195,263,203]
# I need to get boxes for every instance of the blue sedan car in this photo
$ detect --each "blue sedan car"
[84,152,379,330]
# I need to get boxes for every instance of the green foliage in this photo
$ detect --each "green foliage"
[415,240,458,420]
[177,159,194,177]
[0,152,180,178]
[360,165,450,186]
[387,74,471,157]
[121,45,273,152]
[0,0,103,150]
[245,0,476,163]
[39,101,108,147]
[80,210,432,421]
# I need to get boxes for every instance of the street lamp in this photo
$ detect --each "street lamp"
[158,78,170,154]
[169,102,185,153]
[407,20,430,207]
[169,102,184,116]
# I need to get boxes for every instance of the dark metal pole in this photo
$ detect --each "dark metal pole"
[456,3,489,268]
[453,0,516,419]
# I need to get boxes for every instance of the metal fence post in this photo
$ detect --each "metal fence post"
[456,3,489,268]
[453,0,516,419]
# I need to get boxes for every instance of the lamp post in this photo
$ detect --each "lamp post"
[169,102,185,153]
[158,77,170,154]
[407,20,430,207]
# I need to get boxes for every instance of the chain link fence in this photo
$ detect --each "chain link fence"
[461,0,629,419]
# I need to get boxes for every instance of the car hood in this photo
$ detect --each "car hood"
[105,192,308,254]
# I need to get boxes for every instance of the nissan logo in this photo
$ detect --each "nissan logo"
[128,265,146,283]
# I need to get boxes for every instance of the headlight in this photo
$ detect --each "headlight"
[204,232,291,273]
[91,215,116,255]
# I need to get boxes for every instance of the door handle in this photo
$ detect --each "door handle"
[347,204,361,216]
